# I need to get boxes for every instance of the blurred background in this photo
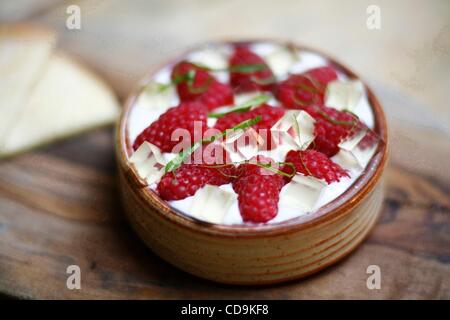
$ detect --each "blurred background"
[0,0,447,191]
[1,0,449,123]
[0,0,449,299]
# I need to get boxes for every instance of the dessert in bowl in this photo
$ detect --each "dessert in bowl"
[116,40,388,284]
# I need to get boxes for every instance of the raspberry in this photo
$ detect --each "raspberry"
[229,46,275,93]
[132,101,208,153]
[305,66,339,87]
[283,149,349,184]
[190,142,232,165]
[171,61,234,111]
[276,66,338,109]
[198,81,234,111]
[305,105,359,157]
[214,104,285,150]
[157,163,236,201]
[232,156,284,223]
[171,61,210,100]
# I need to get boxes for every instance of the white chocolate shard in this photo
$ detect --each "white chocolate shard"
[223,128,245,144]
[325,80,364,111]
[140,81,177,111]
[188,47,229,70]
[225,150,245,163]
[336,127,379,169]
[130,141,165,164]
[129,141,166,184]
[222,127,264,162]
[295,111,316,148]
[189,185,237,224]
[221,128,246,162]
[236,144,258,161]
[0,26,56,149]
[222,143,246,163]
[279,174,327,211]
[271,110,315,150]
[187,46,230,83]
[339,127,367,151]
[332,149,360,171]
[246,127,265,145]
[265,46,299,78]
[1,53,120,157]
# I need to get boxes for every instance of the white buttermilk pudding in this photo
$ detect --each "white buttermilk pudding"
[126,41,380,225]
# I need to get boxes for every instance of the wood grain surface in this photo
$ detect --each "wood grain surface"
[0,121,448,299]
[0,0,449,299]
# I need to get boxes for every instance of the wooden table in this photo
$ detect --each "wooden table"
[0,0,449,299]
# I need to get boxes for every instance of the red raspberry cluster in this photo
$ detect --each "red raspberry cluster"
[133,45,372,223]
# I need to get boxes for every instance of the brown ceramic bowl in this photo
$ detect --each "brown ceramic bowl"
[115,40,388,285]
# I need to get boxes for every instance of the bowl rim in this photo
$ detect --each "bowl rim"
[116,39,388,238]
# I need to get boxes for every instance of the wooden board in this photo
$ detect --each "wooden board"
[0,0,449,300]
[0,86,449,299]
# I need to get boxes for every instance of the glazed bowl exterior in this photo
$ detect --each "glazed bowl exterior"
[115,40,388,285]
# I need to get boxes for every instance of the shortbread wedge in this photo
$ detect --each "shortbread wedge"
[0,24,56,149]
[0,52,120,157]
